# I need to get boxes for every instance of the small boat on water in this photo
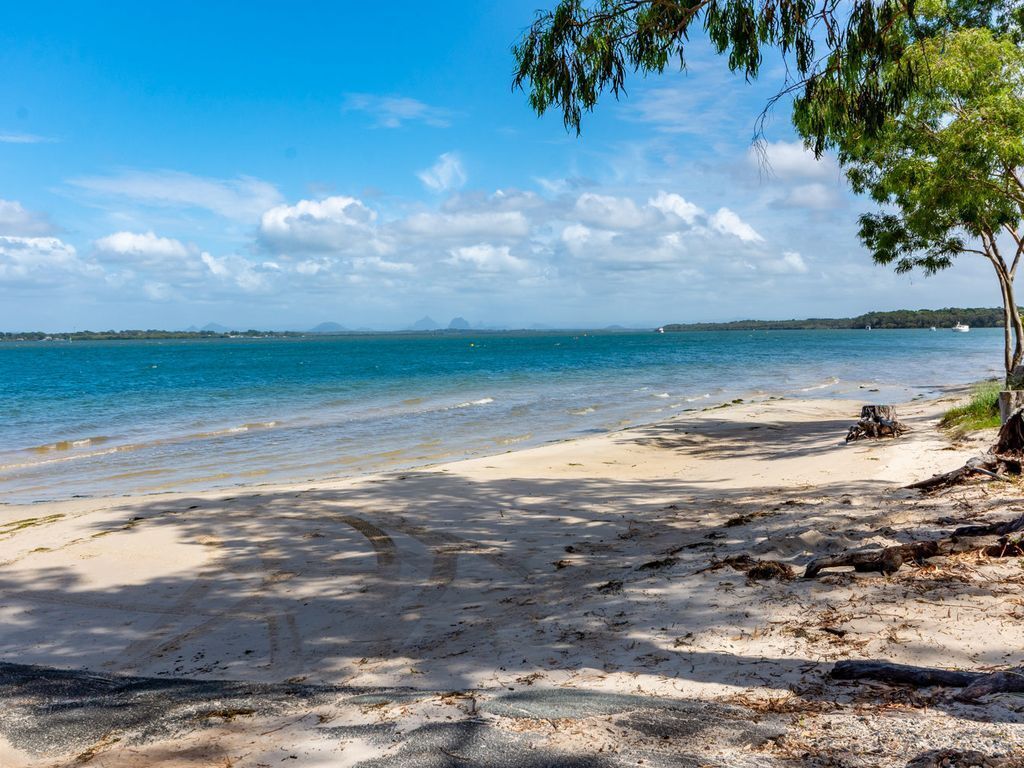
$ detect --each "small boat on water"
[930,326,937,331]
[952,322,970,333]
[656,327,665,334]
[865,324,871,330]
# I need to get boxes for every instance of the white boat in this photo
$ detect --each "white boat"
[865,324,871,330]
[656,327,665,334]
[952,322,970,333]
[930,326,937,331]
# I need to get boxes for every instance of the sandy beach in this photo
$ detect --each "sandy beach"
[1,392,1022,766]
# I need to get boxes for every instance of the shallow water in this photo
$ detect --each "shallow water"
[0,328,1004,503]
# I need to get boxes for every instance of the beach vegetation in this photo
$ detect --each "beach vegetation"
[939,380,1003,434]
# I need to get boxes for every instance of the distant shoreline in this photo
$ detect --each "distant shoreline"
[2,306,1014,340]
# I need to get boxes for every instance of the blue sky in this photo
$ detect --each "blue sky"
[0,1,999,330]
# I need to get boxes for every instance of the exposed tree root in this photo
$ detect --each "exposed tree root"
[803,514,1024,578]
[909,409,1024,492]
[831,660,1024,703]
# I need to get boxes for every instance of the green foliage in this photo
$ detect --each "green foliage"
[512,0,1017,148]
[939,379,1003,434]
[663,307,1016,331]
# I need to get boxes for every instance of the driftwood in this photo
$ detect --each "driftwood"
[803,514,1024,578]
[831,660,1024,702]
[905,455,1019,492]
[846,405,907,442]
[907,409,1024,492]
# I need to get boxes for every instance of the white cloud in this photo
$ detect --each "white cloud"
[779,250,808,273]
[648,192,703,225]
[418,152,467,193]
[201,252,270,293]
[402,210,529,239]
[94,231,190,262]
[753,140,837,180]
[0,199,55,236]
[0,236,97,284]
[445,244,530,274]
[259,196,378,252]
[573,193,649,230]
[343,93,451,128]
[709,208,764,243]
[0,133,55,144]
[781,183,843,210]
[69,170,283,221]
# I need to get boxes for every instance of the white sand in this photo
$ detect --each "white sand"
[1,393,1022,765]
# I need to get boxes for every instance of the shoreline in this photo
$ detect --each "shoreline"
[2,389,1022,766]
[0,378,979,508]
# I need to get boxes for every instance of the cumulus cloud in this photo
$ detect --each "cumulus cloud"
[69,170,283,221]
[648,192,703,225]
[573,193,650,230]
[0,199,55,236]
[259,196,379,252]
[343,93,452,128]
[94,231,190,262]
[709,207,764,243]
[445,244,530,274]
[201,252,270,293]
[418,153,467,193]
[0,236,97,285]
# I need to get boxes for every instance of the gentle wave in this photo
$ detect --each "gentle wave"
[799,377,841,392]
[452,397,494,409]
[28,436,111,453]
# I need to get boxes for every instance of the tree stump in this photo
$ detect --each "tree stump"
[846,405,907,442]
[995,408,1024,456]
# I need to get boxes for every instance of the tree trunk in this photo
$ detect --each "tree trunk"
[1004,270,1024,373]
[999,390,1024,424]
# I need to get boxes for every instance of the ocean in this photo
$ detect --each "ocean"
[0,328,1004,503]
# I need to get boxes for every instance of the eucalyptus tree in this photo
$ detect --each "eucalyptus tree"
[512,0,1019,151]
[833,28,1024,376]
[513,0,1024,377]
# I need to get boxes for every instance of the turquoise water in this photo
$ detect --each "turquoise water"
[0,329,1004,503]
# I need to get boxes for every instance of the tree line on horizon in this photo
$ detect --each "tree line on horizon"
[663,307,1016,332]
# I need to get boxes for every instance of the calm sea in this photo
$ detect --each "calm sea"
[0,329,1004,503]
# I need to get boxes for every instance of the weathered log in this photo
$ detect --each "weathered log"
[905,455,1018,492]
[802,514,1024,578]
[804,541,943,578]
[846,405,907,442]
[831,660,1024,702]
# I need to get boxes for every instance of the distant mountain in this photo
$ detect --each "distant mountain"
[201,322,231,333]
[309,321,347,333]
[410,316,441,331]
[447,316,471,330]
[184,325,199,332]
